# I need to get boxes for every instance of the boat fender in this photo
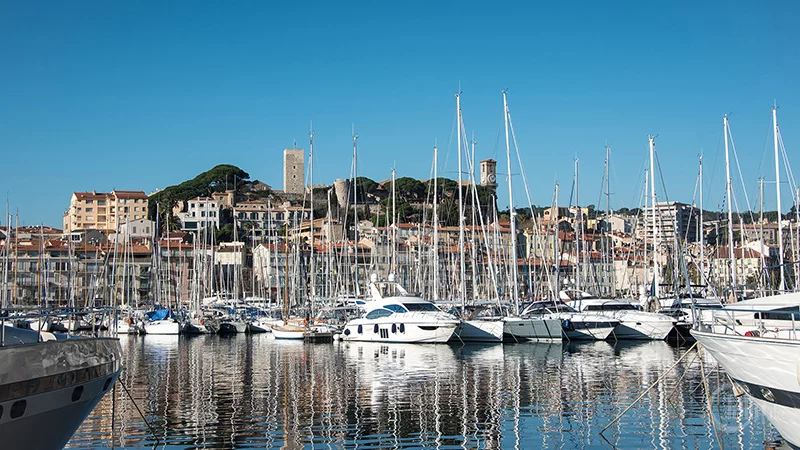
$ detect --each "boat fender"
[374,324,379,333]
[399,323,405,333]
[391,324,397,334]
[125,318,131,325]
[744,330,760,337]
[200,318,204,325]
[343,328,351,336]
[357,325,363,334]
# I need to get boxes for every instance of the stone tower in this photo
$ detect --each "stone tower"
[479,159,498,187]
[333,178,351,208]
[283,148,305,194]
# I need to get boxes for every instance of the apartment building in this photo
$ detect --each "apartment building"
[62,190,149,234]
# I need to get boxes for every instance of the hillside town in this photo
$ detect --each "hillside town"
[0,146,792,311]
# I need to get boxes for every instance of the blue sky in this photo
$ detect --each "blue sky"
[1,1,799,227]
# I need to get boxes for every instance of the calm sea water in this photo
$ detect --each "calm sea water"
[67,335,779,449]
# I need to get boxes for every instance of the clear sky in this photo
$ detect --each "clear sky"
[1,1,799,227]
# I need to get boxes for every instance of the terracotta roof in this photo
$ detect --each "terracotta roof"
[113,190,148,199]
[75,192,109,200]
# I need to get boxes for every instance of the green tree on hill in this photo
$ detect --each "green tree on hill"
[148,164,249,234]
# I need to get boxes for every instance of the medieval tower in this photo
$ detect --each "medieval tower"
[283,147,305,194]
[479,159,498,187]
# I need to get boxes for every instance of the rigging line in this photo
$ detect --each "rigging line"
[682,167,702,244]
[778,132,798,196]
[728,123,757,221]
[756,114,774,183]
[706,126,725,209]
[508,105,555,293]
[441,103,457,180]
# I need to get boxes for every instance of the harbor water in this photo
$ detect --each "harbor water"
[68,335,778,449]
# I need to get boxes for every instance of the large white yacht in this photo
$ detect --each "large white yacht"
[692,294,800,448]
[340,276,460,343]
[562,291,677,340]
[0,314,122,449]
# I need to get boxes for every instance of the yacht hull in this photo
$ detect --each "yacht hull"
[218,321,247,334]
[0,367,121,449]
[610,318,674,340]
[0,335,122,450]
[272,325,306,340]
[453,320,504,343]
[562,320,617,340]
[503,318,562,341]
[692,330,800,447]
[341,320,458,343]
[144,319,181,335]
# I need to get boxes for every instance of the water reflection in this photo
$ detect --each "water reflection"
[69,336,774,449]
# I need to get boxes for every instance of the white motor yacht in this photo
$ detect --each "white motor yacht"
[692,295,800,448]
[520,300,619,340]
[705,291,800,334]
[341,276,460,343]
[563,291,676,340]
[0,316,122,449]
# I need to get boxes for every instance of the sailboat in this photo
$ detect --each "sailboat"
[493,91,562,341]
[563,136,677,340]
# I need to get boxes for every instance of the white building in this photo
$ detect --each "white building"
[177,197,220,231]
[113,218,155,242]
[639,201,701,244]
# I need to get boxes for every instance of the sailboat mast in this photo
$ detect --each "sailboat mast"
[456,93,466,306]
[502,90,519,313]
[391,167,396,276]
[723,115,737,291]
[699,155,704,286]
[605,145,614,296]
[574,158,581,294]
[433,146,439,301]
[760,178,765,295]
[352,131,360,297]
[774,106,785,291]
[309,127,316,302]
[649,135,659,299]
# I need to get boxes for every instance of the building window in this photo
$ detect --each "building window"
[86,200,93,204]
[86,207,93,212]
[98,200,106,206]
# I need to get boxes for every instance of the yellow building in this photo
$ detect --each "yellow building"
[63,190,149,233]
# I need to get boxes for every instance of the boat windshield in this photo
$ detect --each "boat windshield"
[403,303,440,312]
[585,303,639,311]
[365,309,394,319]
[384,304,408,313]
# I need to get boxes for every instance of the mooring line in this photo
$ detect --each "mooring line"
[600,341,698,436]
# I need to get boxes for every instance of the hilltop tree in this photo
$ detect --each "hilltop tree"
[148,164,249,229]
[385,177,426,203]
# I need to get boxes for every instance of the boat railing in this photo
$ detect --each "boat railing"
[694,304,800,340]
